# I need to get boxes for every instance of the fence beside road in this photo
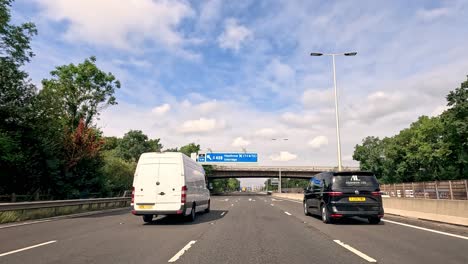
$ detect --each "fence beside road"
[280,180,468,200]
[380,180,468,200]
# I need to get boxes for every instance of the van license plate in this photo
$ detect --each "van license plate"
[349,197,366,202]
[138,205,153,209]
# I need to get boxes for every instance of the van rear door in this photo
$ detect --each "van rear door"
[155,161,182,204]
[135,163,159,204]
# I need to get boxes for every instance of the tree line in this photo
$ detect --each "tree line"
[353,77,467,183]
[1,1,239,200]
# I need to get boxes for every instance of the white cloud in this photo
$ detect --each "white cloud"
[35,0,196,53]
[302,89,334,107]
[179,118,226,134]
[265,59,295,83]
[270,151,298,161]
[198,0,222,31]
[254,128,279,138]
[152,103,171,115]
[416,8,451,21]
[280,110,334,128]
[430,105,448,117]
[231,137,251,148]
[195,100,223,114]
[347,91,411,123]
[308,136,329,149]
[218,18,252,51]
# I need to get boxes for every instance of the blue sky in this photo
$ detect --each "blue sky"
[11,0,468,185]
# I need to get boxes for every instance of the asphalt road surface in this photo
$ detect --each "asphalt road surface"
[1,194,467,264]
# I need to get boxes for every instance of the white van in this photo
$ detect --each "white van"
[131,152,210,223]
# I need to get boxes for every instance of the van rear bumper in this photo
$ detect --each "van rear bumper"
[132,204,185,216]
[132,209,184,215]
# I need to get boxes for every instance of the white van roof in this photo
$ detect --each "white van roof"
[139,152,185,159]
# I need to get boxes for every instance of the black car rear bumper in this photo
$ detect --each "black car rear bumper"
[328,204,384,217]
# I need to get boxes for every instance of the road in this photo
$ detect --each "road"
[1,194,467,264]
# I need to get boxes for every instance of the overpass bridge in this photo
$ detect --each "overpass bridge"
[209,165,360,179]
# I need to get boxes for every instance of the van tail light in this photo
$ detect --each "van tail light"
[181,185,187,204]
[329,192,343,197]
[131,187,135,204]
[372,191,382,196]
[330,214,343,218]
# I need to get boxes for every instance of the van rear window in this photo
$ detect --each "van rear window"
[333,175,379,187]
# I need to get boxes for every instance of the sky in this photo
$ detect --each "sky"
[11,0,468,186]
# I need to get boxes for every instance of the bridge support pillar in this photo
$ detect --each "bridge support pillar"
[278,168,282,193]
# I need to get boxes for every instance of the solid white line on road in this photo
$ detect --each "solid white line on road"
[270,204,274,206]
[221,212,225,216]
[168,240,197,263]
[333,240,377,263]
[224,198,229,201]
[383,219,468,240]
[0,219,52,229]
[231,204,234,206]
[252,199,256,201]
[0,240,57,257]
[284,212,292,216]
[248,198,252,201]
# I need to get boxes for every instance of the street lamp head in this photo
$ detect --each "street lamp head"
[310,52,323,56]
[344,52,357,56]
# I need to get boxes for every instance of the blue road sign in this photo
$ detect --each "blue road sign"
[197,153,258,163]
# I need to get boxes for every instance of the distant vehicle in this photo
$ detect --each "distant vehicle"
[303,171,384,224]
[131,152,210,223]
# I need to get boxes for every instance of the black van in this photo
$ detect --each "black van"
[303,171,384,224]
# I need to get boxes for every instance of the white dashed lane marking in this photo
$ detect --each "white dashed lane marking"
[168,241,197,262]
[0,240,57,257]
[333,240,377,263]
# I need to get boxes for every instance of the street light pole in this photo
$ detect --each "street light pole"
[331,54,343,172]
[310,52,357,171]
[271,138,288,193]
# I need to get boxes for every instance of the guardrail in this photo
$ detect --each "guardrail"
[0,197,131,212]
[0,197,131,224]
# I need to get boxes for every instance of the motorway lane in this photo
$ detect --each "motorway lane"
[0,206,224,263]
[269,196,468,264]
[176,197,363,264]
[1,195,467,264]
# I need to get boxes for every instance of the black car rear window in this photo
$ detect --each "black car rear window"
[332,174,379,188]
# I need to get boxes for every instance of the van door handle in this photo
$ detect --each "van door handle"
[159,192,165,195]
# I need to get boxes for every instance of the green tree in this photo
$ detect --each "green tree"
[0,0,37,65]
[102,136,120,151]
[353,136,385,179]
[441,76,468,178]
[117,130,162,162]
[40,56,121,128]
[36,57,121,198]
[179,143,200,157]
[101,152,136,196]
[164,147,179,152]
[353,77,468,183]
[0,0,44,196]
